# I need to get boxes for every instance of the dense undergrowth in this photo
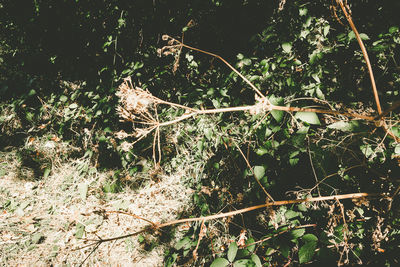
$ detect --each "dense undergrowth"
[1,0,400,266]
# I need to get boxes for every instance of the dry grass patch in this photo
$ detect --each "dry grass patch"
[0,144,192,266]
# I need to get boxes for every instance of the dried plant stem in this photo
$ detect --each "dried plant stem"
[336,1,399,142]
[158,192,380,228]
[272,105,374,120]
[374,101,400,120]
[336,0,382,115]
[79,192,382,249]
[157,104,374,130]
[157,105,255,128]
[166,36,265,99]
[309,164,364,192]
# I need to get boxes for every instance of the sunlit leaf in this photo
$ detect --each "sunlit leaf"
[299,240,317,264]
[253,166,265,180]
[233,259,256,267]
[294,112,320,125]
[282,42,292,53]
[228,242,238,262]
[210,258,230,267]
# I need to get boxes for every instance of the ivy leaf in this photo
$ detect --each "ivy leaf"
[210,258,230,267]
[282,42,292,53]
[253,166,265,180]
[299,240,317,264]
[295,112,321,125]
[327,120,366,132]
[269,95,284,122]
[233,259,256,267]
[246,237,256,252]
[250,254,262,267]
[302,234,318,242]
[228,242,238,262]
[290,228,306,239]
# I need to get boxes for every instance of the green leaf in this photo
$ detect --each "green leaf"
[359,33,370,40]
[175,237,192,250]
[60,95,68,102]
[246,237,256,252]
[299,240,317,264]
[256,148,268,156]
[323,25,330,36]
[297,203,307,212]
[253,166,265,180]
[348,31,356,41]
[291,228,306,239]
[327,120,366,132]
[250,254,262,267]
[43,168,51,179]
[112,199,129,210]
[302,234,318,242]
[294,112,320,125]
[269,96,284,122]
[242,58,252,66]
[285,210,300,220]
[205,128,213,140]
[228,242,238,262]
[210,258,230,267]
[78,183,88,200]
[282,42,292,53]
[391,126,400,138]
[299,8,308,16]
[31,233,44,244]
[75,223,85,239]
[69,103,78,109]
[389,26,399,33]
[394,144,400,155]
[280,243,290,258]
[289,158,299,166]
[138,235,145,243]
[212,99,221,108]
[233,259,256,267]
[165,253,178,267]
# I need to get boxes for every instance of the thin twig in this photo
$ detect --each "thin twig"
[164,35,265,99]
[232,139,275,202]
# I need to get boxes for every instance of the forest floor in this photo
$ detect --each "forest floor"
[0,137,193,266]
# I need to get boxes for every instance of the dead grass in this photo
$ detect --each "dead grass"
[0,137,193,266]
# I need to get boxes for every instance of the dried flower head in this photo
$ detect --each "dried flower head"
[115,130,129,140]
[120,141,134,152]
[250,95,272,115]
